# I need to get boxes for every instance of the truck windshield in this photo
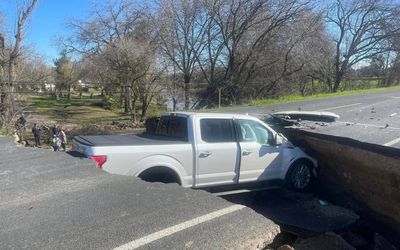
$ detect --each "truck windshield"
[156,116,188,141]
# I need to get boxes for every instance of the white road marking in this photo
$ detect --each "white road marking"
[384,137,400,147]
[314,103,362,112]
[113,204,246,250]
[390,96,400,99]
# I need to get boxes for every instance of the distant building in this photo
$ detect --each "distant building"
[44,83,56,92]
[77,80,94,92]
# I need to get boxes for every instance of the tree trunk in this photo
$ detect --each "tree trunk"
[140,99,148,122]
[300,83,306,96]
[184,75,190,110]
[5,61,16,117]
[311,77,314,95]
[333,71,344,93]
[131,97,137,124]
[172,98,177,111]
[124,86,131,113]
[67,81,71,100]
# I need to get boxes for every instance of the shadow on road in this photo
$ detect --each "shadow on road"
[218,188,359,237]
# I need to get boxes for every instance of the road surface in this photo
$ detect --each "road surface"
[0,136,360,249]
[225,88,400,148]
[0,137,280,250]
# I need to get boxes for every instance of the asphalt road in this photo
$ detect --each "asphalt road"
[0,137,280,250]
[225,88,400,148]
[0,135,359,250]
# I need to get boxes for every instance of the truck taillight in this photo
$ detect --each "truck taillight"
[91,155,107,168]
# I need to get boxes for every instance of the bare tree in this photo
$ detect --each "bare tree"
[63,0,144,111]
[154,0,208,110]
[64,1,163,122]
[0,0,38,129]
[327,0,400,92]
[198,0,310,104]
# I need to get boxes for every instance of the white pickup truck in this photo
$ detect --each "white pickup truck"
[72,112,317,191]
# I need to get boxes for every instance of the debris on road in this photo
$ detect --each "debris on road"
[265,110,340,132]
[389,113,397,117]
[272,111,340,123]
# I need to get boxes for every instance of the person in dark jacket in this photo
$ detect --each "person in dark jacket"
[31,123,41,147]
[52,124,60,137]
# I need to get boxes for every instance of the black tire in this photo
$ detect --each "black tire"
[285,159,314,192]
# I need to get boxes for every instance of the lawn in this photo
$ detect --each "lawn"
[251,85,400,106]
[25,95,132,126]
[250,85,400,106]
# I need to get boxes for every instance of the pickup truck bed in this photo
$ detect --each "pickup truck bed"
[74,134,188,147]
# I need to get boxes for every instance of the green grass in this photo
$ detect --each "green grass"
[25,95,132,125]
[250,85,400,106]
[0,129,6,136]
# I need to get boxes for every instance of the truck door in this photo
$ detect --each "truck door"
[195,118,240,187]
[235,119,281,182]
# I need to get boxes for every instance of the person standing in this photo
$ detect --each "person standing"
[52,135,61,152]
[31,123,41,147]
[52,124,60,137]
[59,127,67,152]
[15,115,26,143]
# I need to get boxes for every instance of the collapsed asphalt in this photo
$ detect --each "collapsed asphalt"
[225,88,400,148]
[0,136,361,249]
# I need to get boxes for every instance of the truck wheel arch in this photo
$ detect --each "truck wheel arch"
[137,166,182,185]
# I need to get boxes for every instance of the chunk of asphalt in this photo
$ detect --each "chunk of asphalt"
[252,190,360,237]
[291,232,355,250]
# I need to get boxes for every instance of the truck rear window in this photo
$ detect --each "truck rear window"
[156,116,188,141]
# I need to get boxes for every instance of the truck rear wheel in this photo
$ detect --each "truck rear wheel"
[138,167,181,185]
[285,159,314,192]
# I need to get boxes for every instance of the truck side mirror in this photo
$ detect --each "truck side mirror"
[274,134,283,146]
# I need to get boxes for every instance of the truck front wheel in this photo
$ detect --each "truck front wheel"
[285,159,314,192]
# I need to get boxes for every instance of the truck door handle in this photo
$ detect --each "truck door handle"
[199,151,212,158]
[242,150,252,156]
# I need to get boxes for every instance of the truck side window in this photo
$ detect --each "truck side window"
[200,119,235,143]
[156,116,188,141]
[237,120,273,145]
